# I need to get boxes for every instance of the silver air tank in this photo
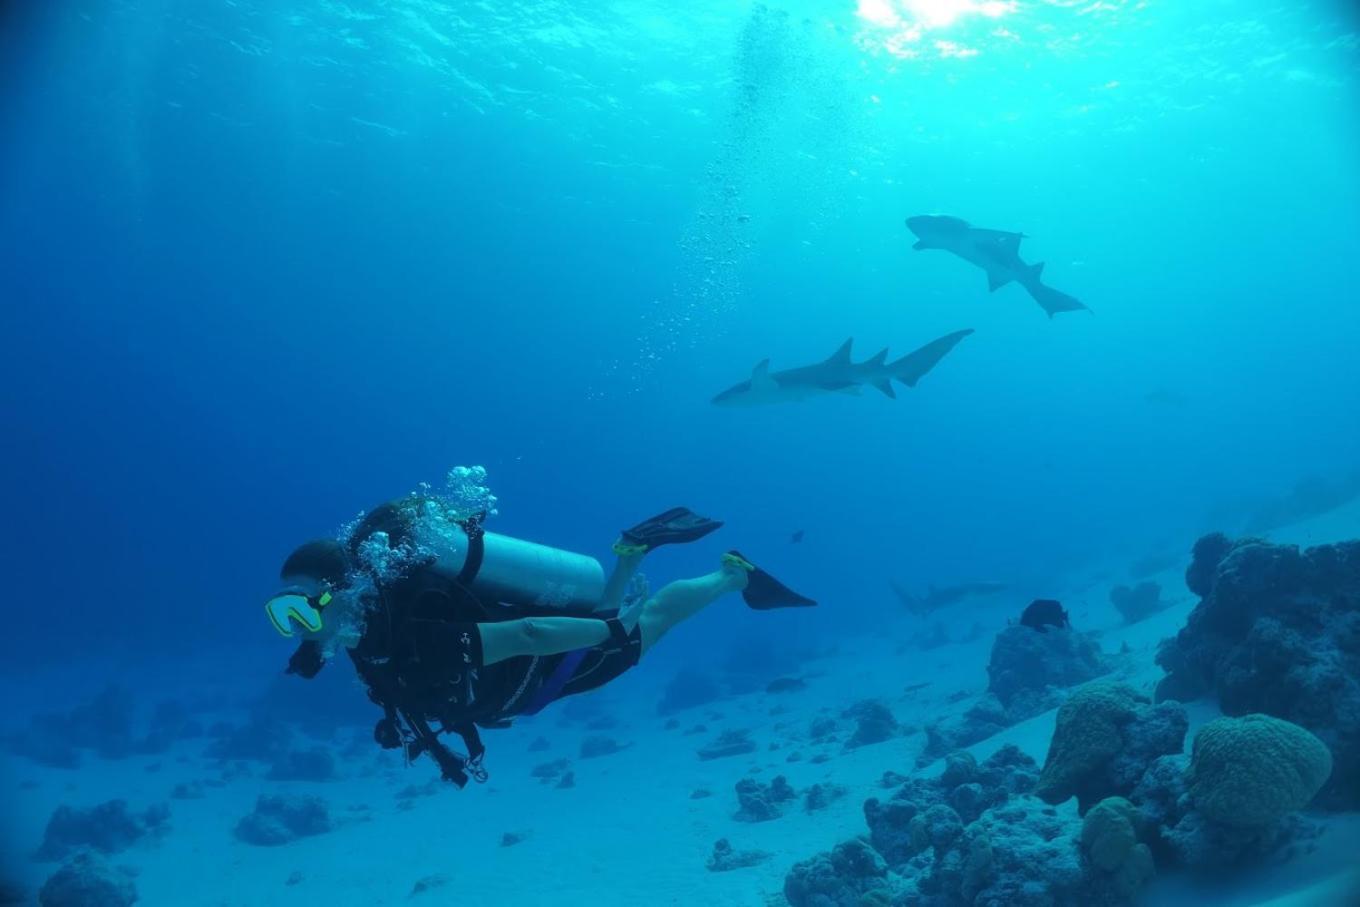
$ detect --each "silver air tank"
[435,528,605,612]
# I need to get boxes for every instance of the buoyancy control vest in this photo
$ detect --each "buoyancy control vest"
[339,498,610,786]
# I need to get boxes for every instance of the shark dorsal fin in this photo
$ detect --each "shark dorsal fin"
[826,338,854,365]
[869,347,888,368]
[750,358,778,392]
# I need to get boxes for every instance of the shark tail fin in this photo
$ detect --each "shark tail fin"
[890,329,974,388]
[874,379,897,399]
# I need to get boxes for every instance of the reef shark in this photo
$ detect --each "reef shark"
[890,579,1009,619]
[711,329,973,407]
[905,215,1088,318]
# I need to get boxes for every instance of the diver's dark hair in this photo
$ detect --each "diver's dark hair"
[280,539,351,586]
[346,500,418,557]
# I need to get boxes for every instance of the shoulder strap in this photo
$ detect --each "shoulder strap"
[457,515,486,585]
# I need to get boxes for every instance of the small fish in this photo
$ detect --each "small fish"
[790,529,804,544]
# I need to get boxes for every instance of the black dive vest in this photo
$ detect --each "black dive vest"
[345,520,601,787]
[347,559,498,788]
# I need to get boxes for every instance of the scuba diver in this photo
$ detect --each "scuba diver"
[265,498,815,787]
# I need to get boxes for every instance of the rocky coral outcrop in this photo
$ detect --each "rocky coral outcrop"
[784,838,890,907]
[843,700,899,749]
[987,624,1109,716]
[788,729,1198,906]
[1130,747,1323,870]
[233,795,331,846]
[7,687,203,769]
[36,800,169,862]
[1081,798,1155,904]
[1155,536,1359,807]
[1116,714,1330,872]
[37,852,137,907]
[919,620,1111,766]
[734,775,796,822]
[1035,681,1187,814]
[697,728,757,761]
[790,743,1132,905]
[706,838,771,872]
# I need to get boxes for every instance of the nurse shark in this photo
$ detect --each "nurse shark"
[906,215,1088,318]
[712,330,973,406]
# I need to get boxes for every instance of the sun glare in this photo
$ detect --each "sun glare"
[855,0,1016,58]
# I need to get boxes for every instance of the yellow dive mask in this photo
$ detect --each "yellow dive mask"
[265,588,333,637]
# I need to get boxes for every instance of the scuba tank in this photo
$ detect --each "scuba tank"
[346,497,607,612]
[437,528,605,612]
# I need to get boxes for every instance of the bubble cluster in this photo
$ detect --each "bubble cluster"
[319,465,502,653]
[444,465,499,520]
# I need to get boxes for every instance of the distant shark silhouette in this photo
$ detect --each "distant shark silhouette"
[711,330,973,406]
[905,215,1088,318]
[890,579,1009,618]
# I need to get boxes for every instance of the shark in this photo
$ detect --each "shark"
[711,329,973,407]
[905,215,1088,318]
[889,579,1009,619]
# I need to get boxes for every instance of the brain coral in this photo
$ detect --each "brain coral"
[1081,797,1154,900]
[1037,682,1144,807]
[1188,714,1333,828]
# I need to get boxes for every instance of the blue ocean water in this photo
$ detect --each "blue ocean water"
[2,0,1358,903]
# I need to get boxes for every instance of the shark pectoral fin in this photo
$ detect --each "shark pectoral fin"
[911,240,932,250]
[874,379,897,399]
[987,271,1012,292]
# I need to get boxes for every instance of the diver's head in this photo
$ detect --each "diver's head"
[266,539,352,638]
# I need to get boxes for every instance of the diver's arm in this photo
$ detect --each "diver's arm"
[477,617,610,667]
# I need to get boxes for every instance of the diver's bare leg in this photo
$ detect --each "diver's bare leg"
[636,556,750,655]
[478,617,610,667]
[598,547,646,613]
